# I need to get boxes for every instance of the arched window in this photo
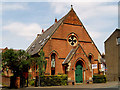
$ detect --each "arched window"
[88,55,92,63]
[51,53,55,67]
[51,53,55,75]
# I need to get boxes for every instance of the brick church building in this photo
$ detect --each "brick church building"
[27,7,102,84]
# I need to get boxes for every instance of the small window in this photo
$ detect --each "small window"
[44,39,46,41]
[88,55,92,63]
[39,40,42,44]
[46,35,50,39]
[32,44,35,48]
[41,41,45,46]
[117,37,120,45]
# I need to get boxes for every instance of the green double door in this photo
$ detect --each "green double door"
[75,64,83,83]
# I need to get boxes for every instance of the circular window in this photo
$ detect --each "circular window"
[68,35,77,46]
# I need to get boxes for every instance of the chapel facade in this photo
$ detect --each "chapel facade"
[27,7,102,84]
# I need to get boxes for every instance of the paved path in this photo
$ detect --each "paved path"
[27,81,119,88]
[1,82,120,90]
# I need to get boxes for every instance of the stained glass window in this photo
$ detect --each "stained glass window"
[51,54,55,67]
[68,35,77,46]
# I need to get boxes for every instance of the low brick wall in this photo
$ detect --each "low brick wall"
[2,76,10,86]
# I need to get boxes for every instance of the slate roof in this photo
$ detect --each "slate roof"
[26,17,65,55]
[62,45,80,65]
[62,44,89,65]
[26,8,75,55]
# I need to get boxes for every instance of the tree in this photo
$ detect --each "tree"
[38,49,47,76]
[31,49,47,86]
[2,49,31,77]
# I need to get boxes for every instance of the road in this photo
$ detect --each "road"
[1,81,120,90]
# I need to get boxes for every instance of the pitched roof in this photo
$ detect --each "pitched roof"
[105,28,120,43]
[62,45,79,65]
[27,7,101,57]
[26,8,81,55]
[62,44,89,65]
[26,16,65,55]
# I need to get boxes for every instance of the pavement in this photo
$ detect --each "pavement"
[26,81,120,89]
[1,81,120,90]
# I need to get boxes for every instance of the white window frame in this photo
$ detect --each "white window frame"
[117,37,120,45]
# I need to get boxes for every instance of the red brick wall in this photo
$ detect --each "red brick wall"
[30,9,101,83]
[42,21,101,81]
[2,76,10,86]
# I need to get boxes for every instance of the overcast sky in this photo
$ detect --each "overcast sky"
[1,0,119,54]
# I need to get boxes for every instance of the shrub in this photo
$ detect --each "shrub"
[29,79,35,86]
[93,75,106,83]
[40,74,67,86]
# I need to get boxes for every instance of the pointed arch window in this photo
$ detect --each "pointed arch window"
[51,53,55,68]
[88,54,92,63]
[51,53,55,75]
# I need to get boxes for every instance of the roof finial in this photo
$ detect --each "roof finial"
[71,5,73,9]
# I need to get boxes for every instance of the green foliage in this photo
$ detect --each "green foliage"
[38,49,47,76]
[2,49,31,77]
[29,79,35,86]
[28,73,32,80]
[40,74,68,86]
[93,75,106,83]
[0,72,5,76]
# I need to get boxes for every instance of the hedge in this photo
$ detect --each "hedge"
[39,74,67,86]
[29,79,35,86]
[93,75,106,83]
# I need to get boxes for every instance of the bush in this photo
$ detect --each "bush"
[93,75,106,83]
[29,79,35,86]
[40,74,67,86]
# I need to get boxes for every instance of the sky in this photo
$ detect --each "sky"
[1,0,120,54]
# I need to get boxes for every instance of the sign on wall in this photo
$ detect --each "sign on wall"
[92,64,97,69]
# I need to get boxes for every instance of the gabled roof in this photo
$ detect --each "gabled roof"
[62,44,89,65]
[26,15,66,55]
[62,45,79,65]
[26,8,82,55]
[27,7,101,57]
[105,28,120,43]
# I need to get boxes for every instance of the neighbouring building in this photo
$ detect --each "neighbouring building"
[27,7,103,84]
[105,28,120,81]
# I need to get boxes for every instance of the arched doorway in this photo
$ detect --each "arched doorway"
[75,60,83,83]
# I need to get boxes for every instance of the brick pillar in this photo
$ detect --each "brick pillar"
[15,77,20,88]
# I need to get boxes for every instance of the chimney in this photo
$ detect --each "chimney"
[5,47,8,50]
[42,29,44,33]
[55,18,57,23]
[37,34,41,37]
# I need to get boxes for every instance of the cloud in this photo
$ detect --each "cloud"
[2,3,28,11]
[49,2,118,53]
[50,2,117,18]
[3,22,42,40]
[50,3,69,15]
[50,2,117,34]
[3,0,119,2]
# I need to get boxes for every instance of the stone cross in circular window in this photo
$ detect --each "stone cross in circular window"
[68,35,77,46]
